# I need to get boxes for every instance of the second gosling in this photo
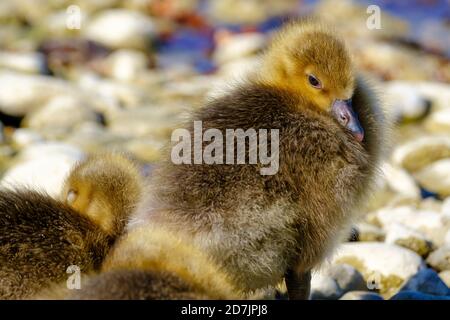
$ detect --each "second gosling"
[0,153,143,299]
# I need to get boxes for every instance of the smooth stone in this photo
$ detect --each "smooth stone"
[425,108,450,134]
[392,136,450,172]
[218,56,261,79]
[415,82,450,111]
[384,81,431,122]
[364,175,420,212]
[77,72,148,109]
[23,95,99,131]
[1,143,84,197]
[17,142,84,163]
[390,291,450,300]
[11,129,44,148]
[84,9,156,49]
[445,230,450,247]
[43,9,84,37]
[0,51,47,74]
[340,291,384,300]
[419,197,443,212]
[310,272,343,300]
[354,39,442,81]
[108,107,181,138]
[426,246,450,272]
[332,242,424,296]
[125,0,197,15]
[415,159,450,197]
[208,0,298,25]
[104,49,149,82]
[372,206,445,245]
[442,198,450,224]
[400,268,450,296]
[443,197,450,216]
[0,71,78,116]
[164,75,220,100]
[213,32,266,64]
[353,222,385,242]
[439,270,450,287]
[385,223,434,257]
[63,122,126,153]
[123,138,165,163]
[317,0,408,39]
[382,163,420,199]
[329,264,367,293]
[373,206,442,230]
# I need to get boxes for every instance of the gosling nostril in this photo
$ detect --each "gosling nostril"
[339,112,349,126]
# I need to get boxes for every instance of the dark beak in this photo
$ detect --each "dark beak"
[331,99,364,142]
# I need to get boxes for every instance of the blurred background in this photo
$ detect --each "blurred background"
[0,0,449,300]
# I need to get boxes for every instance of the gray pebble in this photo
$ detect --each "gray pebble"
[340,291,384,300]
[427,246,450,272]
[400,268,450,296]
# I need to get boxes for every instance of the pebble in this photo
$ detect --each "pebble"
[208,0,298,25]
[384,223,434,257]
[332,242,424,296]
[390,291,450,300]
[415,159,450,197]
[439,270,450,287]
[413,82,450,111]
[63,122,124,153]
[213,32,266,65]
[353,222,385,242]
[16,142,84,163]
[22,95,99,131]
[0,71,78,116]
[328,264,367,293]
[123,138,165,163]
[400,268,450,296]
[426,246,450,272]
[164,75,220,100]
[384,81,431,123]
[76,72,148,110]
[1,143,84,198]
[0,51,47,74]
[10,129,44,148]
[317,0,409,40]
[445,230,450,247]
[84,9,156,49]
[442,197,450,222]
[108,107,181,139]
[419,197,443,212]
[392,136,450,172]
[38,39,110,74]
[424,108,450,134]
[310,263,368,300]
[310,272,343,300]
[339,291,384,300]
[371,206,446,245]
[381,163,420,200]
[104,49,149,82]
[217,56,262,79]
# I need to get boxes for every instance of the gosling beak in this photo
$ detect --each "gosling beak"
[331,99,364,142]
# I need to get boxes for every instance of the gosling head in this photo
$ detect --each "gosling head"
[260,19,364,142]
[62,153,143,235]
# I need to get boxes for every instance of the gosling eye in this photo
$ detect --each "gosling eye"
[307,74,322,89]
